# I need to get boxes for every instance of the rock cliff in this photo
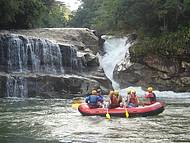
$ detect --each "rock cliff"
[0,28,112,98]
[113,35,190,92]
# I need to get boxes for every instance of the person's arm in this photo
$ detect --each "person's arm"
[137,96,139,103]
[100,95,104,102]
[127,94,130,104]
[97,96,103,103]
[153,92,156,99]
[85,96,89,103]
[119,95,122,103]
[109,95,113,104]
[136,95,144,106]
[144,92,150,98]
[144,93,151,103]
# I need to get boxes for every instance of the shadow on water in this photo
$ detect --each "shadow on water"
[0,97,190,143]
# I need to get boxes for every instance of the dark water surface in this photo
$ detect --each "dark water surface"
[0,97,190,143]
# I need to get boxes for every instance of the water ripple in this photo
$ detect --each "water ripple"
[0,97,190,143]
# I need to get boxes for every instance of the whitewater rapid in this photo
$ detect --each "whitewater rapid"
[99,36,131,89]
[99,35,190,99]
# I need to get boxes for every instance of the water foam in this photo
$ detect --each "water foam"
[100,36,131,89]
[100,35,190,98]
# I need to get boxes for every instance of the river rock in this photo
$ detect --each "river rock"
[113,53,190,92]
[0,28,112,98]
[9,28,99,54]
[0,73,100,98]
[0,75,6,98]
[143,55,181,74]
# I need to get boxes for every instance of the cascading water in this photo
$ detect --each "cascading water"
[99,35,190,98]
[7,35,64,74]
[99,36,132,89]
[0,34,85,97]
[6,75,28,97]
[1,33,190,143]
[4,34,65,97]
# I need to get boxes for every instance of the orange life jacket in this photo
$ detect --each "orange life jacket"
[145,92,156,104]
[110,95,118,104]
[129,93,138,105]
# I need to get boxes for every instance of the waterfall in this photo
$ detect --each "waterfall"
[99,35,190,98]
[6,75,28,98]
[0,34,84,97]
[6,35,64,74]
[99,36,132,89]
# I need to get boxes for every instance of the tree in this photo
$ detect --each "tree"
[0,0,20,29]
[42,3,68,28]
[0,0,70,29]
[13,0,46,28]
[70,0,190,34]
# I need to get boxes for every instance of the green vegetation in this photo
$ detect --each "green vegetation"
[0,0,190,59]
[70,0,190,59]
[70,0,130,33]
[71,0,190,34]
[0,0,70,29]
[130,27,190,62]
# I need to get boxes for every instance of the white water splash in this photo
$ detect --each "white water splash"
[99,35,190,98]
[99,36,132,89]
[7,35,64,74]
[120,87,190,99]
[6,75,28,98]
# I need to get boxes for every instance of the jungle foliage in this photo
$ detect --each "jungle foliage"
[0,0,70,29]
[71,0,190,34]
[130,27,190,62]
[70,0,190,58]
[0,0,190,58]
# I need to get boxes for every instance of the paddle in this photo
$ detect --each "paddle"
[71,99,83,109]
[71,103,81,109]
[125,107,129,118]
[123,95,129,118]
[106,108,111,119]
[105,102,111,119]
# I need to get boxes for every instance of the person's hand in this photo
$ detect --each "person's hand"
[120,102,123,107]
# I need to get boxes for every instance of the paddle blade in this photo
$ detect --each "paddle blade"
[71,99,83,109]
[106,113,111,119]
[72,103,81,109]
[125,110,129,118]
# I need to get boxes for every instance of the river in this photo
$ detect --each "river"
[0,95,190,143]
[0,35,189,143]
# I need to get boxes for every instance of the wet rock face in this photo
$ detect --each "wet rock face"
[0,75,6,98]
[0,28,112,98]
[10,28,99,54]
[0,34,64,73]
[4,74,99,98]
[113,54,190,92]
[143,56,181,74]
[59,44,85,73]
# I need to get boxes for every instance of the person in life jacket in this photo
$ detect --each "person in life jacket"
[97,88,104,107]
[85,90,102,108]
[128,89,139,107]
[144,87,156,104]
[109,90,122,108]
